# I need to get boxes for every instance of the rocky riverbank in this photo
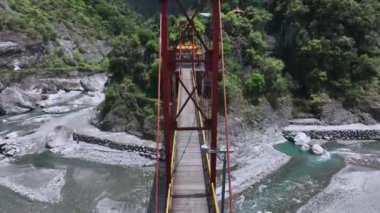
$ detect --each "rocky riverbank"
[298,165,380,213]
[0,72,156,204]
[0,71,107,115]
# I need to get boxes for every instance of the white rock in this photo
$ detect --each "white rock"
[294,132,311,145]
[1,119,8,124]
[13,59,21,71]
[311,144,326,155]
[80,73,108,92]
[52,79,83,91]
[5,146,20,156]
[42,106,74,114]
[300,143,311,152]
[5,132,18,139]
[0,87,37,115]
[46,125,74,149]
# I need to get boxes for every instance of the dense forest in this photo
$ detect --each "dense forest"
[223,0,380,107]
[1,0,379,136]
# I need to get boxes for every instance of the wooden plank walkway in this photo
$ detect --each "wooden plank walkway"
[171,68,209,213]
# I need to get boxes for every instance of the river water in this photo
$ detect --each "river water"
[237,141,380,213]
[0,109,154,212]
[0,151,154,213]
[2,109,380,212]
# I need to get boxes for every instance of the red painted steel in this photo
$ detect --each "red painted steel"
[160,0,172,189]
[158,0,226,211]
[210,0,221,185]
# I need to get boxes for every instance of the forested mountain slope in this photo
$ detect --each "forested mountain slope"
[1,0,379,137]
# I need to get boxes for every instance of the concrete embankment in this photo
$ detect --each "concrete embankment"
[73,132,161,160]
[283,124,380,141]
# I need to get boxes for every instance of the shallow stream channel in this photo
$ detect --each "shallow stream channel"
[0,104,154,212]
[0,152,153,212]
[236,141,380,213]
[2,108,380,212]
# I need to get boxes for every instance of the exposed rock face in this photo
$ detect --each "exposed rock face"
[46,125,74,149]
[80,73,108,92]
[52,24,112,63]
[0,32,46,69]
[0,81,5,92]
[0,144,21,157]
[321,101,358,125]
[0,25,112,69]
[50,79,83,91]
[0,87,37,115]
[18,77,58,94]
[359,98,380,122]
[19,78,81,93]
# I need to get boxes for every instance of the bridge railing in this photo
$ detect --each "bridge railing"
[165,69,182,212]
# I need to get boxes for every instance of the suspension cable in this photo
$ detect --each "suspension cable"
[155,10,164,213]
[219,6,234,213]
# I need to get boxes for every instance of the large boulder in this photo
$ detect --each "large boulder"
[311,144,326,155]
[80,73,108,92]
[50,79,83,91]
[293,132,311,145]
[300,143,311,152]
[0,87,37,115]
[46,126,74,149]
[18,77,58,94]
[0,143,21,157]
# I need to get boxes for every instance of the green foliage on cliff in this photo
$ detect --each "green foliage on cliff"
[0,0,145,70]
[222,6,288,104]
[1,0,140,40]
[271,0,380,103]
[98,14,159,138]
[221,0,379,108]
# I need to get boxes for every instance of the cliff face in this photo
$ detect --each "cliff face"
[0,0,138,70]
[0,28,112,70]
[0,32,44,69]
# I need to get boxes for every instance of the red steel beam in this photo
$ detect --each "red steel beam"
[160,0,172,189]
[210,0,221,185]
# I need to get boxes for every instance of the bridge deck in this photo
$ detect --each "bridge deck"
[171,68,209,213]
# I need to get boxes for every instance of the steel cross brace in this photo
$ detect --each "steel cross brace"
[175,0,209,51]
[175,75,208,121]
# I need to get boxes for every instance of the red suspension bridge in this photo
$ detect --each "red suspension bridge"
[155,0,233,212]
